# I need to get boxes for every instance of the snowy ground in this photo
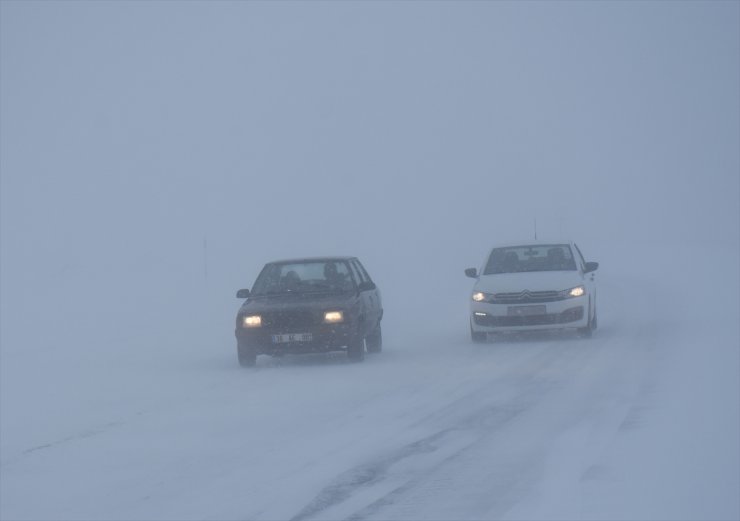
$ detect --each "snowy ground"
[1,242,737,521]
[2,2,738,519]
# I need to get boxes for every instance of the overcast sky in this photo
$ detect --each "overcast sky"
[1,1,738,349]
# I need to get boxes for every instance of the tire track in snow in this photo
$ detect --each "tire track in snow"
[0,420,125,469]
[21,421,124,455]
[288,429,452,521]
[287,354,564,521]
[289,322,646,521]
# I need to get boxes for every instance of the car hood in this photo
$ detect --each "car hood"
[474,270,584,293]
[239,292,353,313]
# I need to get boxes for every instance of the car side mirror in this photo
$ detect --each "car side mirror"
[236,289,250,298]
[584,262,599,274]
[464,268,478,278]
[358,281,376,292]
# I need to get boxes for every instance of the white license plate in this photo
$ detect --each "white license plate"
[272,333,313,344]
[507,305,546,316]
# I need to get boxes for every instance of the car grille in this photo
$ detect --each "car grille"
[261,310,317,329]
[489,290,564,304]
[474,306,583,326]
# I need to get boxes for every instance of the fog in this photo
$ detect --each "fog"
[1,2,738,520]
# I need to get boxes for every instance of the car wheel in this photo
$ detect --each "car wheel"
[366,324,382,353]
[577,325,593,338]
[237,343,257,367]
[578,301,595,338]
[347,333,365,362]
[470,324,487,343]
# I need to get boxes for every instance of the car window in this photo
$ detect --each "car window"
[573,243,587,270]
[251,260,354,295]
[345,259,363,285]
[483,244,577,274]
[353,259,373,284]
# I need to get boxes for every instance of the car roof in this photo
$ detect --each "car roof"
[487,240,575,250]
[266,256,358,265]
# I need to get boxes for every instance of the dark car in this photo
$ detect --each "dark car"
[234,257,383,366]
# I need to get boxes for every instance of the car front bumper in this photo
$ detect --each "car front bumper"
[235,322,355,355]
[470,296,588,332]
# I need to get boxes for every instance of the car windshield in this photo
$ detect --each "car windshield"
[251,260,356,296]
[483,244,577,274]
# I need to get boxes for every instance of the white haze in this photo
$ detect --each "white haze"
[1,2,738,520]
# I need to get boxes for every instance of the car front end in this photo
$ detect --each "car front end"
[236,297,359,356]
[468,264,593,337]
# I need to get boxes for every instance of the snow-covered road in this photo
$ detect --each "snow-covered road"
[3,3,738,519]
[2,249,737,521]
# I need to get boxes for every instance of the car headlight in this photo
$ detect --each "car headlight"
[242,315,262,328]
[568,286,585,298]
[324,311,344,323]
[472,292,490,302]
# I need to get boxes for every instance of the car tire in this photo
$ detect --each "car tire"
[577,325,592,338]
[237,343,257,367]
[366,324,382,353]
[471,324,487,343]
[578,302,596,338]
[347,333,365,362]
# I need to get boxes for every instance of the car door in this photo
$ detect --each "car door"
[351,259,381,335]
[573,243,596,314]
[359,260,382,327]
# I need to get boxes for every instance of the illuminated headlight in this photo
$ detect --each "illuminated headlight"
[323,311,344,323]
[472,292,488,302]
[242,315,262,328]
[568,286,585,298]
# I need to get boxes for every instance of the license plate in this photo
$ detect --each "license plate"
[271,333,313,343]
[507,305,546,316]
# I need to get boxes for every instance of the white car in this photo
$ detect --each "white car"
[465,241,599,341]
